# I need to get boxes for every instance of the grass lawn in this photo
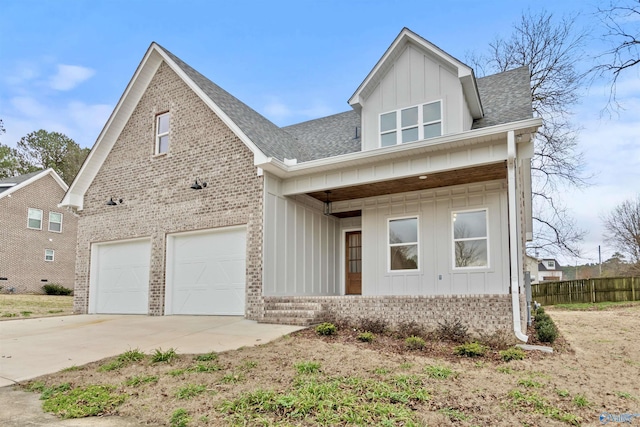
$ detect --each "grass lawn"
[0,294,74,319]
[17,302,640,426]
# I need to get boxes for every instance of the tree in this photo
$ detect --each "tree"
[593,0,640,110]
[0,120,35,178]
[469,10,588,257]
[601,194,640,274]
[16,130,89,185]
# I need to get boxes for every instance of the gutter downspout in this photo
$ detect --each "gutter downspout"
[508,130,528,342]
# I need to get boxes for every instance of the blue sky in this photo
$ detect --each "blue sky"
[1,0,638,265]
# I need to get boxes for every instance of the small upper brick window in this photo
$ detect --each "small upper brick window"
[49,212,63,233]
[45,249,55,262]
[28,208,43,230]
[155,112,170,154]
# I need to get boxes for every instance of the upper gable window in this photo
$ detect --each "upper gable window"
[380,100,442,147]
[48,212,63,233]
[155,112,170,155]
[27,208,43,230]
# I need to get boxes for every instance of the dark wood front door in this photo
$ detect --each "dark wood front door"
[346,231,362,295]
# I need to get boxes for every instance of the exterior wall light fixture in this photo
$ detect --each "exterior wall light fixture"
[323,190,332,216]
[106,197,123,206]
[190,178,207,190]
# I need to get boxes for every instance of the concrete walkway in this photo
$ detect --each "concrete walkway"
[0,314,303,387]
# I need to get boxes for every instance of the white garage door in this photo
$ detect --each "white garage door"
[165,227,246,315]
[90,239,151,314]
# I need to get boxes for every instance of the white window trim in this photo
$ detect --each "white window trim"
[45,249,55,262]
[155,112,170,155]
[48,212,63,233]
[452,208,490,270]
[379,100,443,147]
[27,208,43,230]
[387,215,420,273]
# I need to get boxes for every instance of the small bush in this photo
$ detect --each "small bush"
[395,320,426,339]
[536,320,558,343]
[118,349,145,363]
[436,318,469,343]
[479,329,514,350]
[42,284,73,296]
[500,347,526,362]
[453,342,488,357]
[357,332,375,342]
[405,335,426,350]
[358,318,388,334]
[315,322,337,336]
[151,348,178,363]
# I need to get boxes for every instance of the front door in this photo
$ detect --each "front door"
[345,231,362,295]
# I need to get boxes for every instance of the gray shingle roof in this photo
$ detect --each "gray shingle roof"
[159,45,306,161]
[473,66,533,129]
[0,170,43,194]
[282,110,361,161]
[160,44,532,163]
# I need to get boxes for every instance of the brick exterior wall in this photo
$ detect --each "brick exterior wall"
[0,174,78,293]
[263,294,517,335]
[74,62,263,317]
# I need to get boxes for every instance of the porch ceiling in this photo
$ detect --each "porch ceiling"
[307,161,507,203]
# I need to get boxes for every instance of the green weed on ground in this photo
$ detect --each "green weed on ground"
[41,384,126,419]
[550,301,640,311]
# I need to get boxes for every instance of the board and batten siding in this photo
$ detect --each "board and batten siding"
[361,44,467,151]
[329,180,509,296]
[263,175,340,296]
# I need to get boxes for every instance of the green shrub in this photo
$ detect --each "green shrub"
[500,347,526,362]
[42,284,73,296]
[536,320,558,343]
[315,322,337,336]
[151,348,177,363]
[453,342,488,357]
[405,335,426,350]
[357,332,375,342]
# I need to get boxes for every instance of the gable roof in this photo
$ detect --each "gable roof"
[0,169,67,200]
[348,27,483,119]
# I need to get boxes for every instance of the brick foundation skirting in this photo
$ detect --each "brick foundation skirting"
[263,294,518,335]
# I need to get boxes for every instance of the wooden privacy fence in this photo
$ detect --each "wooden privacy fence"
[531,277,639,306]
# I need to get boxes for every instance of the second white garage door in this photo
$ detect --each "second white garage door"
[165,226,246,315]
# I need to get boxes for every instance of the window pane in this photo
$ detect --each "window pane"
[389,218,418,244]
[401,127,419,143]
[49,222,61,232]
[423,102,441,122]
[45,249,54,261]
[28,219,41,228]
[390,245,418,270]
[381,132,397,147]
[455,240,487,267]
[401,106,418,127]
[49,212,61,222]
[423,122,442,139]
[453,211,487,239]
[380,112,396,132]
[158,135,169,153]
[158,114,170,134]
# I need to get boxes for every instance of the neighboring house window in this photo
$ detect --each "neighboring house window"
[155,112,170,154]
[380,100,442,147]
[45,249,54,262]
[388,217,419,271]
[547,260,555,269]
[453,209,489,268]
[27,208,43,230]
[49,212,63,233]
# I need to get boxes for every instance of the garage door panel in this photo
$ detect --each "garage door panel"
[167,227,246,315]
[91,239,150,314]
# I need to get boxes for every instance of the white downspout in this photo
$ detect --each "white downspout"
[508,130,528,342]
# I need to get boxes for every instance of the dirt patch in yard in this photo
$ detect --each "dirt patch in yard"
[0,295,74,320]
[19,304,640,426]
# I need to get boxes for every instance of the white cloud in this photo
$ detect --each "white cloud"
[10,96,47,118]
[49,64,96,91]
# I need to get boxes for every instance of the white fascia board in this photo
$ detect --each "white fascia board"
[0,169,67,201]
[60,45,163,210]
[154,47,268,165]
[257,117,542,179]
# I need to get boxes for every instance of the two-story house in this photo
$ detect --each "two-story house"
[0,169,78,293]
[60,28,541,340]
[538,259,563,282]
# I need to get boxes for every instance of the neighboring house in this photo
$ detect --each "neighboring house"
[538,259,563,282]
[60,28,541,340]
[525,255,540,285]
[0,169,78,293]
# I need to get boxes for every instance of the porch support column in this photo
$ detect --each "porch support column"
[507,130,528,342]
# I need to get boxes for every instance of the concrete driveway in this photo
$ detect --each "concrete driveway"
[0,314,303,387]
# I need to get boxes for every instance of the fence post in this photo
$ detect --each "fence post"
[591,279,595,303]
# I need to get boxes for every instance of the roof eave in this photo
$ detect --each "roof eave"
[0,169,67,201]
